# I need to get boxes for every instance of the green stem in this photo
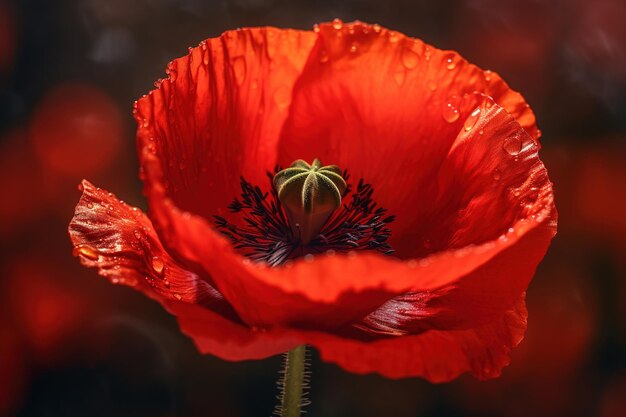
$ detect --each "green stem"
[280,345,307,417]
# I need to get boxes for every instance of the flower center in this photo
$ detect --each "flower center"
[213,158,395,267]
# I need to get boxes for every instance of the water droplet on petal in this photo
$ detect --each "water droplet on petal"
[174,293,182,300]
[151,256,165,276]
[442,102,460,123]
[401,47,419,69]
[319,50,329,63]
[87,202,94,209]
[446,57,456,70]
[503,135,522,156]
[372,24,382,33]
[73,245,99,261]
[426,80,437,91]
[464,107,481,131]
[394,70,406,86]
[332,18,343,30]
[388,31,399,43]
[349,42,358,53]
[232,56,246,86]
[492,168,502,181]
[304,254,315,262]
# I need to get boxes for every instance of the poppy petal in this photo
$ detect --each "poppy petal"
[313,293,528,381]
[277,21,539,253]
[68,180,238,322]
[134,27,316,223]
[174,291,527,381]
[354,202,553,335]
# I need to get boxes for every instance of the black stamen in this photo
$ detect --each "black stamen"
[213,167,395,267]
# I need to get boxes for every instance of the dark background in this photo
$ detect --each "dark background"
[1,0,626,416]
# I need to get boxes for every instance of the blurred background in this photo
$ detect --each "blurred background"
[1,0,625,416]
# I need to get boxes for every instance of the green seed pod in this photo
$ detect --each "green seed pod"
[273,159,347,245]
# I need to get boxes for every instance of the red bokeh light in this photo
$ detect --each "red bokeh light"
[29,82,124,177]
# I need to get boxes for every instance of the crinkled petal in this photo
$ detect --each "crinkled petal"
[68,180,239,322]
[175,292,528,381]
[134,27,316,222]
[314,293,528,381]
[278,21,540,255]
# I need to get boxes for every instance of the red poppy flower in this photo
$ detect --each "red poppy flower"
[69,20,557,382]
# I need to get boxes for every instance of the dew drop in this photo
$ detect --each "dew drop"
[401,47,419,69]
[326,249,336,256]
[133,229,142,240]
[313,24,320,33]
[349,42,358,53]
[232,56,246,86]
[87,202,94,209]
[446,57,456,70]
[464,107,481,132]
[372,24,382,33]
[273,86,291,109]
[394,69,406,86]
[388,31,399,43]
[332,18,343,30]
[424,47,432,61]
[174,293,182,301]
[442,102,460,123]
[151,256,165,276]
[73,245,99,261]
[503,135,522,156]
[426,80,437,91]
[492,168,502,181]
[319,50,329,63]
[304,254,315,263]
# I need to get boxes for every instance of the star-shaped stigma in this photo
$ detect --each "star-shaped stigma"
[273,159,347,245]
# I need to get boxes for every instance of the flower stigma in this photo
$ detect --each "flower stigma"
[214,158,395,267]
[273,158,346,245]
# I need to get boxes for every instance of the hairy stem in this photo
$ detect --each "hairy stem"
[278,345,307,417]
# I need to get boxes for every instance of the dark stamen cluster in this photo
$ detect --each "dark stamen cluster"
[214,168,395,267]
